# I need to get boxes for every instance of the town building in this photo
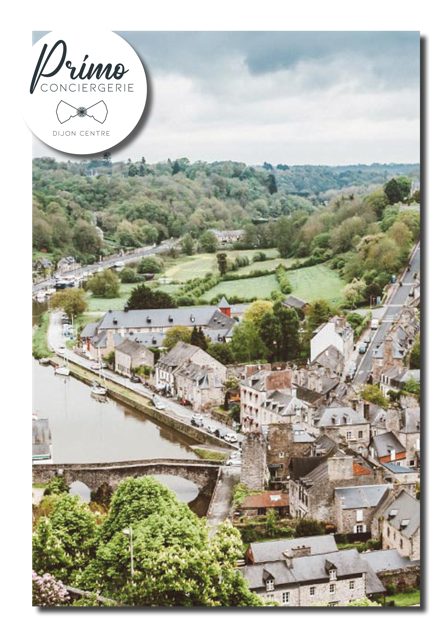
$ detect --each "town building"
[57,256,80,273]
[311,406,370,454]
[334,485,391,535]
[372,490,420,561]
[289,453,382,523]
[114,338,155,378]
[174,358,226,411]
[369,431,407,465]
[239,548,385,606]
[238,491,290,519]
[240,368,295,432]
[262,423,315,482]
[211,229,246,245]
[310,316,354,364]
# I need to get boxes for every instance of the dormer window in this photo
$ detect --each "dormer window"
[113,318,118,325]
[168,316,174,323]
[190,315,195,323]
[146,317,151,324]
[329,569,337,581]
[266,579,275,592]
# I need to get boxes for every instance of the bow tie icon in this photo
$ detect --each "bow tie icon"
[56,100,108,125]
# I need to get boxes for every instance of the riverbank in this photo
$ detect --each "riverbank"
[50,357,237,452]
[32,312,52,359]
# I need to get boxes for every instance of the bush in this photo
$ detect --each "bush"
[275,265,292,294]
[32,571,70,607]
[44,476,69,496]
[295,518,326,537]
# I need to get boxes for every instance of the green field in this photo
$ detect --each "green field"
[203,264,345,304]
[236,257,298,275]
[384,590,420,607]
[162,249,279,282]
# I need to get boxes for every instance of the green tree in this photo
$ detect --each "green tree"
[267,174,278,195]
[274,217,295,258]
[343,278,366,309]
[120,267,141,283]
[207,342,235,365]
[138,257,162,274]
[217,252,228,275]
[403,377,420,400]
[259,302,300,362]
[231,321,267,363]
[409,333,420,369]
[181,233,194,256]
[87,270,120,298]
[294,518,326,537]
[361,385,388,409]
[73,220,102,256]
[307,299,332,333]
[50,288,87,317]
[163,326,192,350]
[126,285,177,310]
[199,230,218,253]
[33,493,99,584]
[191,326,208,351]
[243,300,274,326]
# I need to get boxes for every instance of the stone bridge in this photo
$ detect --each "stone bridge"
[32,459,221,497]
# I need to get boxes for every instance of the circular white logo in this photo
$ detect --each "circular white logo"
[23,30,148,154]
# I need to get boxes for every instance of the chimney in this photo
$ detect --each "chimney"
[383,335,394,367]
[386,408,401,433]
[283,546,311,568]
[363,402,370,421]
[327,455,353,481]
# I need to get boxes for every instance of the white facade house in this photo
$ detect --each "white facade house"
[310,317,354,364]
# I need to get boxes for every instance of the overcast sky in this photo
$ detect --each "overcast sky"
[32,31,420,166]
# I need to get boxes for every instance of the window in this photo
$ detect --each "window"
[329,569,337,581]
[400,539,403,549]
[266,579,274,592]
[387,527,390,537]
[310,587,315,597]
[279,452,285,459]
[356,509,363,522]
[282,592,290,604]
[358,430,363,439]
[349,580,355,590]
[355,525,364,534]
[346,431,352,440]
[266,593,275,600]
[329,584,336,594]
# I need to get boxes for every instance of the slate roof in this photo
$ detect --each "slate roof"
[115,338,149,356]
[361,549,417,573]
[294,385,322,405]
[80,322,100,339]
[381,461,418,475]
[335,485,390,510]
[262,391,304,417]
[383,490,420,539]
[240,549,384,593]
[283,295,308,310]
[175,360,223,390]
[156,342,200,370]
[247,535,338,564]
[371,432,406,458]
[97,306,235,334]
[313,406,368,428]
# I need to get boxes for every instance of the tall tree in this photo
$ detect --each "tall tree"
[50,288,87,317]
[216,252,228,275]
[163,326,192,350]
[191,326,208,351]
[126,285,177,310]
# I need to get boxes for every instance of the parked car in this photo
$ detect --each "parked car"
[191,414,204,426]
[226,458,242,466]
[90,362,102,371]
[229,451,241,460]
[359,344,367,354]
[207,425,215,434]
[214,429,222,439]
[154,401,166,410]
[57,346,66,356]
[364,335,372,344]
[224,433,238,444]
[130,375,140,383]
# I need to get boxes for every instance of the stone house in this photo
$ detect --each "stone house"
[262,423,315,482]
[397,408,420,469]
[334,485,391,535]
[245,535,338,565]
[114,338,154,378]
[311,406,370,455]
[239,548,385,606]
[372,490,420,561]
[155,342,220,394]
[34,257,52,271]
[371,309,419,384]
[362,549,420,592]
[174,358,226,411]
[310,316,354,365]
[289,453,383,523]
[212,229,246,245]
[240,369,294,432]
[57,256,79,273]
[261,391,305,427]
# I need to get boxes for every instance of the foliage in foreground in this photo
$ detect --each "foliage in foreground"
[32,571,70,606]
[33,476,263,607]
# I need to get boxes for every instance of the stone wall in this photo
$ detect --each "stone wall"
[377,565,420,592]
[241,432,267,491]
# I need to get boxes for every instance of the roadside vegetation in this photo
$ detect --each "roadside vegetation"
[32,312,52,359]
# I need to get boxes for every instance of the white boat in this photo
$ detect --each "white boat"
[38,357,51,365]
[54,365,70,376]
[91,383,107,396]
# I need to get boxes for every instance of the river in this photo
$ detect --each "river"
[32,309,210,515]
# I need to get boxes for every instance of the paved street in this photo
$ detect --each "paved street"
[207,466,241,535]
[33,239,178,294]
[48,312,243,445]
[353,243,420,385]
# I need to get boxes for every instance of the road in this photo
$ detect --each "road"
[33,239,178,294]
[48,312,244,446]
[353,243,420,385]
[207,466,241,535]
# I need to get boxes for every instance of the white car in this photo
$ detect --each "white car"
[226,458,242,466]
[224,433,238,443]
[229,451,241,460]
[57,347,66,356]
[90,362,103,371]
[155,401,166,410]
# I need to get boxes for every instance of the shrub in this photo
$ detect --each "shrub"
[32,571,70,607]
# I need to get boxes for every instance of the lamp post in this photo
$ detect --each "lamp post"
[122,527,134,580]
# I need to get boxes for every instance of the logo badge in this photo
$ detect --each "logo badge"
[23,30,148,154]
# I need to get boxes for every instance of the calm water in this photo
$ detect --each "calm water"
[33,359,207,513]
